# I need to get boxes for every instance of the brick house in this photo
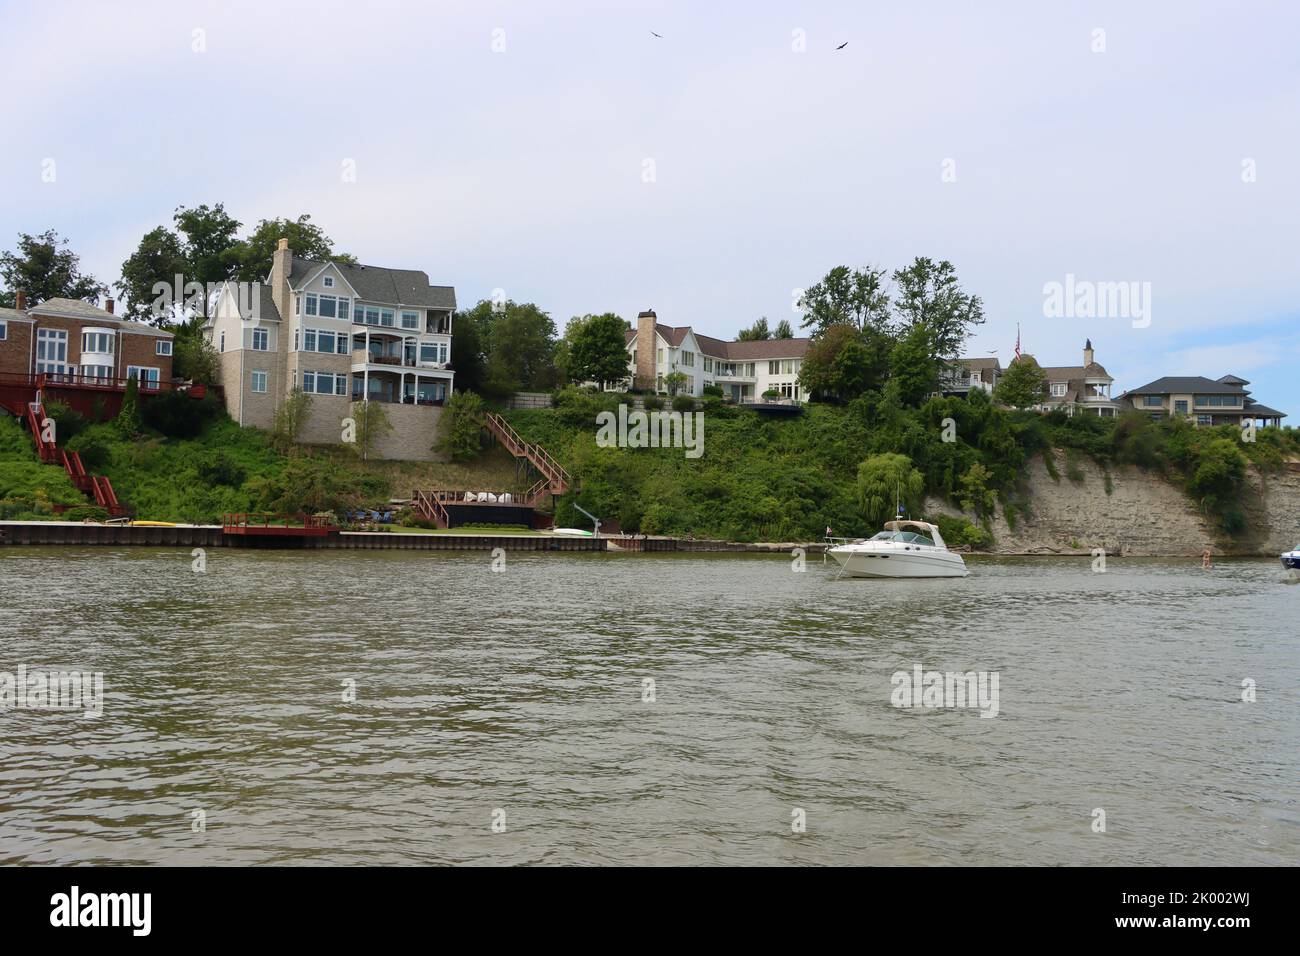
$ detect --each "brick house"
[0,292,174,386]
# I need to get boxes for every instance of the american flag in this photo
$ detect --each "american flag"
[1014,324,1021,360]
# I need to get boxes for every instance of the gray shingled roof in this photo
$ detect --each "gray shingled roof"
[1244,402,1287,418]
[624,324,809,359]
[289,258,455,310]
[24,297,173,336]
[1125,376,1245,395]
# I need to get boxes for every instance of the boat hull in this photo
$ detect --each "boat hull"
[1283,552,1300,570]
[829,547,968,578]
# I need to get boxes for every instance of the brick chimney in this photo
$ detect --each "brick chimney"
[104,297,114,314]
[635,309,657,390]
[1083,338,1094,367]
[15,290,27,312]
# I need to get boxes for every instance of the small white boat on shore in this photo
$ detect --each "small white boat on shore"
[1282,545,1300,571]
[828,520,969,579]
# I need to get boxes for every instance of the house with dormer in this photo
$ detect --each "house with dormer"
[1014,339,1121,417]
[204,239,455,459]
[625,309,811,402]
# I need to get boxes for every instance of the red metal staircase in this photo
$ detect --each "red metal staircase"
[25,400,128,517]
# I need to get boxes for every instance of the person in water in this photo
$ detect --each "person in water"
[1202,548,1212,569]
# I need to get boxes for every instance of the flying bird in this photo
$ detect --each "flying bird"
[835,41,848,50]
[650,31,663,38]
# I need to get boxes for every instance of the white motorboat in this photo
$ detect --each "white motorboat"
[1282,545,1300,571]
[828,520,969,579]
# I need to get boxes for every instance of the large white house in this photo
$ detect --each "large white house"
[626,310,810,401]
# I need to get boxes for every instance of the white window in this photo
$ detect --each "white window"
[126,366,160,385]
[305,294,318,316]
[252,328,269,351]
[81,365,114,380]
[401,311,420,330]
[37,328,68,374]
[323,276,335,288]
[318,296,337,318]
[295,294,302,315]
[681,351,694,367]
[302,371,345,396]
[156,339,172,356]
[220,331,225,352]
[304,329,316,352]
[0,320,6,341]
[82,331,114,354]
[337,335,348,355]
[317,330,336,353]
[1051,383,1067,397]
[251,370,268,393]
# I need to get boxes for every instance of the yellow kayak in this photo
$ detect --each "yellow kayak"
[131,520,178,527]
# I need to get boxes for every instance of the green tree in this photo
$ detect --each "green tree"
[117,376,142,436]
[0,230,108,307]
[664,370,688,396]
[435,390,485,461]
[350,399,393,461]
[799,265,891,336]
[737,317,771,341]
[855,453,924,528]
[174,203,242,298]
[992,357,1048,409]
[567,312,631,389]
[172,321,221,384]
[226,215,353,282]
[889,324,940,407]
[116,226,189,324]
[483,301,558,397]
[797,324,890,402]
[450,302,491,394]
[958,462,997,518]
[271,387,313,453]
[773,319,794,339]
[890,257,985,361]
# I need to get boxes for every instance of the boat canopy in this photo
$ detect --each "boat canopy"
[883,520,947,550]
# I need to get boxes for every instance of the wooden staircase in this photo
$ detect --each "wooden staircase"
[412,413,572,528]
[481,411,570,496]
[26,400,128,517]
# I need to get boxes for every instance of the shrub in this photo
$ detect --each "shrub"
[643,395,665,411]
[43,401,88,444]
[196,451,247,487]
[64,505,109,522]
[701,384,723,398]
[671,395,696,413]
[435,390,486,461]
[142,390,221,439]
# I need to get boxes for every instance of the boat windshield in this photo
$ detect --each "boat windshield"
[870,530,936,547]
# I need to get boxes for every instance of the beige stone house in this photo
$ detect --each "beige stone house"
[204,240,455,460]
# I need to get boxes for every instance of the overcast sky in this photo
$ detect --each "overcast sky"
[2,0,1296,407]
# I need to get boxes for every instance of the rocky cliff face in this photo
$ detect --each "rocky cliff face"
[926,452,1300,556]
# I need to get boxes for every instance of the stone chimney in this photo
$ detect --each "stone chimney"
[104,297,114,314]
[267,237,293,412]
[1083,338,1094,367]
[15,290,27,312]
[635,310,657,390]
